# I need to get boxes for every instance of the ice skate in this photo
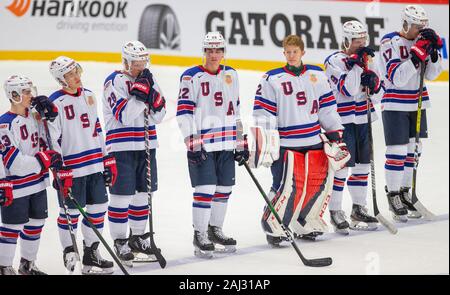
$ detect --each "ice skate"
[193,230,214,259]
[330,210,350,235]
[114,238,134,267]
[18,258,47,275]
[0,266,17,275]
[208,225,237,253]
[386,190,408,223]
[82,242,114,275]
[63,246,80,273]
[400,187,422,219]
[128,232,160,263]
[350,204,378,231]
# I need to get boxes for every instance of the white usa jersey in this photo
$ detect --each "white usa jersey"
[0,111,49,198]
[103,71,166,153]
[253,65,343,148]
[49,88,106,178]
[177,66,241,152]
[0,155,5,179]
[324,51,378,125]
[378,32,443,112]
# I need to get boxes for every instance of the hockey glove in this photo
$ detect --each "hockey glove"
[186,135,208,166]
[31,95,58,122]
[420,28,443,50]
[52,168,73,198]
[346,47,375,69]
[361,70,381,95]
[234,134,249,166]
[410,39,431,68]
[0,180,13,207]
[35,150,63,170]
[356,47,375,61]
[345,54,364,69]
[103,155,118,187]
[148,90,166,113]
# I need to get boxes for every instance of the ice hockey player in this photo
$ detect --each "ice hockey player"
[324,21,381,235]
[378,5,443,221]
[252,35,350,246]
[0,75,62,275]
[103,41,166,266]
[176,32,249,258]
[48,56,117,274]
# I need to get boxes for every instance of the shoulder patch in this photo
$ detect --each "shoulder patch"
[182,76,192,81]
[0,123,9,129]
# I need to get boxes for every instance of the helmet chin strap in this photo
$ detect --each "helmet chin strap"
[10,95,23,105]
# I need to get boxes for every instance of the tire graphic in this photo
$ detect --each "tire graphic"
[138,4,181,50]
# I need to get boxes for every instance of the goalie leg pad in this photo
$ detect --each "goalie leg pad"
[290,150,332,235]
[261,150,332,237]
[261,151,304,237]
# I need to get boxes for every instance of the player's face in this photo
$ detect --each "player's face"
[204,48,224,68]
[129,60,148,78]
[409,24,425,39]
[349,37,367,54]
[284,45,304,67]
[19,88,33,108]
[64,67,82,90]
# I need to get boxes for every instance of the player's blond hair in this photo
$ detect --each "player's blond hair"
[282,35,305,51]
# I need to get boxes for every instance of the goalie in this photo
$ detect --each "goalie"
[251,35,350,246]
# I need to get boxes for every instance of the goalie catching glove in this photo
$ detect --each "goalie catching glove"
[320,131,350,171]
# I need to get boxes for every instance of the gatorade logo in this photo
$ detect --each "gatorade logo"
[6,0,31,17]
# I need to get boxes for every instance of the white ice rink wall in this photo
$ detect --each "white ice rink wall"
[0,0,448,80]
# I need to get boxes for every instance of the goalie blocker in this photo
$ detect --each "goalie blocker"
[249,127,350,238]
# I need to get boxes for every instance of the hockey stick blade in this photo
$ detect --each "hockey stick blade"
[413,200,436,221]
[289,231,333,267]
[302,256,333,267]
[150,239,167,268]
[376,213,398,235]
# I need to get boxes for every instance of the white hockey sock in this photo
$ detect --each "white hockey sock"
[57,208,80,250]
[108,194,132,240]
[129,192,149,236]
[192,185,216,233]
[385,145,408,192]
[0,224,23,266]
[402,138,422,188]
[20,218,45,262]
[209,186,232,228]
[81,203,107,247]
[348,164,370,207]
[329,168,348,211]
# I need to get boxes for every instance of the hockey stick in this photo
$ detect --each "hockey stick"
[411,61,436,221]
[144,107,167,269]
[243,162,332,267]
[365,85,398,235]
[38,113,83,273]
[39,113,130,275]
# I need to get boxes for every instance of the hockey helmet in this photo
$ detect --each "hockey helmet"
[122,40,150,71]
[3,75,36,104]
[342,20,368,50]
[401,5,429,34]
[49,56,83,87]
